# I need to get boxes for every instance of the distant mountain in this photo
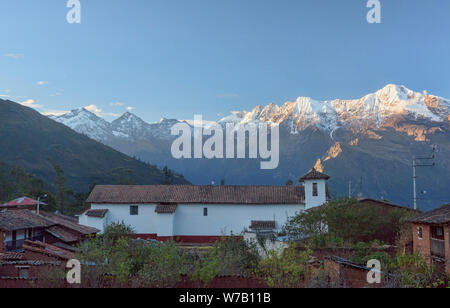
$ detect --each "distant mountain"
[49,85,450,210]
[0,99,188,192]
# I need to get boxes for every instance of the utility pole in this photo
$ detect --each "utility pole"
[349,180,352,198]
[413,148,436,210]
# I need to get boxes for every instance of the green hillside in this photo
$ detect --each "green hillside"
[0,99,188,193]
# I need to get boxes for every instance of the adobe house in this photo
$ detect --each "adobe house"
[406,204,450,275]
[357,198,418,244]
[0,209,98,252]
[0,210,53,252]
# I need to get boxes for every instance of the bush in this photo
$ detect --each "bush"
[284,198,415,246]
[189,237,261,285]
[388,253,448,288]
[134,241,188,288]
[258,244,312,288]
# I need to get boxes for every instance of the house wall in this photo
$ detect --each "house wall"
[79,214,108,234]
[0,232,5,252]
[304,179,327,209]
[412,223,431,265]
[445,225,450,275]
[156,213,175,237]
[173,204,303,237]
[86,203,305,241]
[89,204,158,235]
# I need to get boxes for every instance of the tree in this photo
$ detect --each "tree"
[283,198,415,246]
[162,166,172,185]
[285,179,294,186]
[111,167,135,185]
[258,244,312,288]
[50,162,68,214]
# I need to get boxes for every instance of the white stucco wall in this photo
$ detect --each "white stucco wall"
[304,179,327,209]
[79,214,108,234]
[89,204,159,234]
[156,213,175,237]
[173,204,304,236]
[83,203,304,237]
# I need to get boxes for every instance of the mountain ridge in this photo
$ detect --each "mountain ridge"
[46,85,450,210]
[0,99,188,193]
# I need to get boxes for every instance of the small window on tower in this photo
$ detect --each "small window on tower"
[203,208,208,217]
[417,227,423,240]
[130,205,139,216]
[312,183,318,197]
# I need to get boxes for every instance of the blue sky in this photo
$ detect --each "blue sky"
[1,0,449,122]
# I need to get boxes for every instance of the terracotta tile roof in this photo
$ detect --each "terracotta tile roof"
[52,242,79,252]
[406,204,450,225]
[22,240,74,260]
[85,209,108,218]
[299,168,330,182]
[41,212,99,235]
[0,210,55,231]
[87,185,306,205]
[45,226,78,243]
[155,203,178,213]
[357,198,416,211]
[250,220,276,230]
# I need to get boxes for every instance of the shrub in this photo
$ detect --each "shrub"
[134,240,188,288]
[258,244,312,288]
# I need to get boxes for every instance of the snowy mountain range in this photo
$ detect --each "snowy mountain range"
[50,84,450,143]
[48,84,450,210]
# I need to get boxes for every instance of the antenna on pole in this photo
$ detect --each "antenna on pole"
[349,180,352,198]
[358,177,363,198]
[413,146,436,210]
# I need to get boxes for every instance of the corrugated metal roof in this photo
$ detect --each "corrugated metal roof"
[250,220,276,230]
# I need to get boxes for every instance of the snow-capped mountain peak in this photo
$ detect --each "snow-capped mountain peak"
[47,84,449,144]
[218,84,449,134]
[50,108,113,140]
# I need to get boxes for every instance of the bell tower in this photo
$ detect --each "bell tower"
[299,167,330,210]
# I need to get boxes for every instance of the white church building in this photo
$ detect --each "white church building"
[79,168,330,243]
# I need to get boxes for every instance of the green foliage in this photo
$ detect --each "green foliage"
[190,249,221,285]
[258,244,312,288]
[389,253,447,288]
[0,162,45,203]
[75,223,189,288]
[102,222,135,248]
[284,197,415,246]
[32,266,67,288]
[111,167,135,185]
[162,166,173,185]
[0,99,189,195]
[189,237,261,285]
[49,161,70,213]
[133,240,188,288]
